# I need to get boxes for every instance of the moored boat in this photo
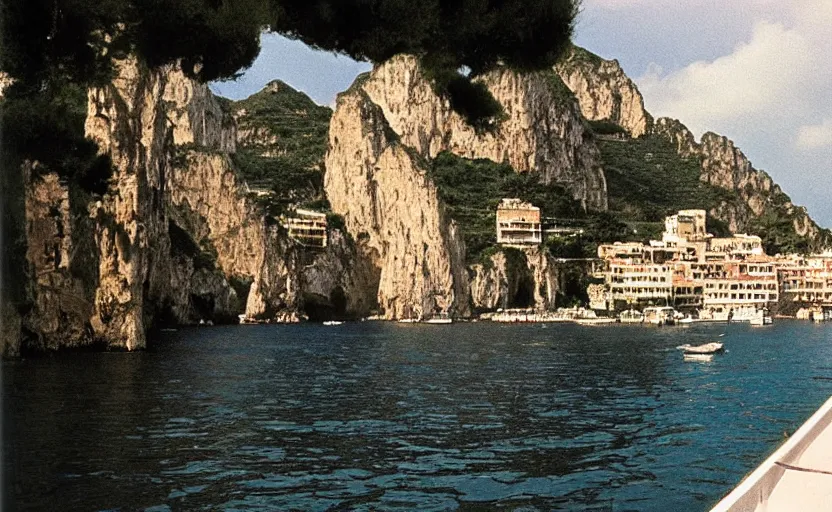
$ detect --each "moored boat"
[644,306,677,326]
[677,342,724,354]
[322,320,343,326]
[619,309,644,324]
[683,353,713,362]
[575,317,617,325]
[424,314,452,324]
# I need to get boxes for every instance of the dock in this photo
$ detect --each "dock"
[711,395,832,511]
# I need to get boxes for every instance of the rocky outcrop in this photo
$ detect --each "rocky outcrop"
[469,247,583,313]
[325,89,470,319]
[653,117,823,240]
[324,55,615,319]
[556,45,652,138]
[21,167,94,350]
[167,151,301,321]
[301,229,380,319]
[360,55,607,210]
[560,45,826,248]
[9,57,306,354]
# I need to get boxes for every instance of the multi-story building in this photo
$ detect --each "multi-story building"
[707,234,764,260]
[496,199,541,246]
[663,209,708,243]
[283,209,328,248]
[702,260,778,318]
[776,255,832,305]
[606,261,674,307]
[593,209,781,315]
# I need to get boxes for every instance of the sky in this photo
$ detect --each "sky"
[210,0,832,226]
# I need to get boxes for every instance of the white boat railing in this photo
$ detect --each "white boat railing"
[710,395,832,512]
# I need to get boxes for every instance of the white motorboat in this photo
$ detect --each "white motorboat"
[677,342,724,355]
[424,317,452,324]
[644,306,677,326]
[683,353,714,362]
[678,316,694,324]
[575,317,617,325]
[619,309,644,324]
[397,318,419,323]
[322,320,343,326]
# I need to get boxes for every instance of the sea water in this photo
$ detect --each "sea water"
[4,321,832,511]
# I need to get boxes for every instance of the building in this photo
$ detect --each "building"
[605,260,674,307]
[702,260,778,318]
[663,209,708,243]
[776,255,832,306]
[282,209,328,248]
[593,209,781,314]
[496,199,541,246]
[707,234,764,260]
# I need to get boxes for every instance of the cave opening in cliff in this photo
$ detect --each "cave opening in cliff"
[302,286,348,322]
[511,277,535,309]
[191,294,215,322]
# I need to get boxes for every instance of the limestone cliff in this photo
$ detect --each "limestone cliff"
[167,151,301,322]
[562,46,828,251]
[360,55,607,210]
[652,117,824,243]
[325,56,611,318]
[325,89,470,319]
[300,229,380,319]
[469,248,559,312]
[555,45,652,138]
[9,58,305,354]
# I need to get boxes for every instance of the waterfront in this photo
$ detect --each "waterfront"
[4,321,832,511]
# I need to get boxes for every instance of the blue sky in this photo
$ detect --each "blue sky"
[211,0,832,227]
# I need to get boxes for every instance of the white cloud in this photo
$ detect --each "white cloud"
[636,20,818,136]
[797,119,832,150]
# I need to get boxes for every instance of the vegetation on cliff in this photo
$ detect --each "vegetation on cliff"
[427,152,585,262]
[227,81,331,214]
[599,135,735,223]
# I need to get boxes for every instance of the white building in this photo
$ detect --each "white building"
[496,199,541,246]
[282,209,328,248]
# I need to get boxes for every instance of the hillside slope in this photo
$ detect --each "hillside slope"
[556,45,830,254]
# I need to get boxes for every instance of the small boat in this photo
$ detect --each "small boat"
[644,306,677,326]
[677,342,724,355]
[423,312,452,324]
[619,309,644,324]
[683,353,713,362]
[575,318,617,325]
[322,320,343,326]
[678,316,694,324]
[397,318,419,323]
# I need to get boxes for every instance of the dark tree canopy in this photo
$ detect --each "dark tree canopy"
[0,0,579,185]
[2,0,579,84]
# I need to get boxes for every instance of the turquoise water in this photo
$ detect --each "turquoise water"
[4,321,832,511]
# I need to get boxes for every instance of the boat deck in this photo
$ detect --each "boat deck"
[711,395,832,511]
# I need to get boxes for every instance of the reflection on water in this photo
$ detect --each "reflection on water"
[4,321,832,511]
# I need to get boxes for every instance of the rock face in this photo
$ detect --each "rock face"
[167,151,300,321]
[556,45,652,138]
[361,55,607,210]
[326,89,470,319]
[300,229,380,319]
[469,248,560,312]
[9,58,305,354]
[652,117,822,239]
[561,46,826,248]
[326,56,610,318]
